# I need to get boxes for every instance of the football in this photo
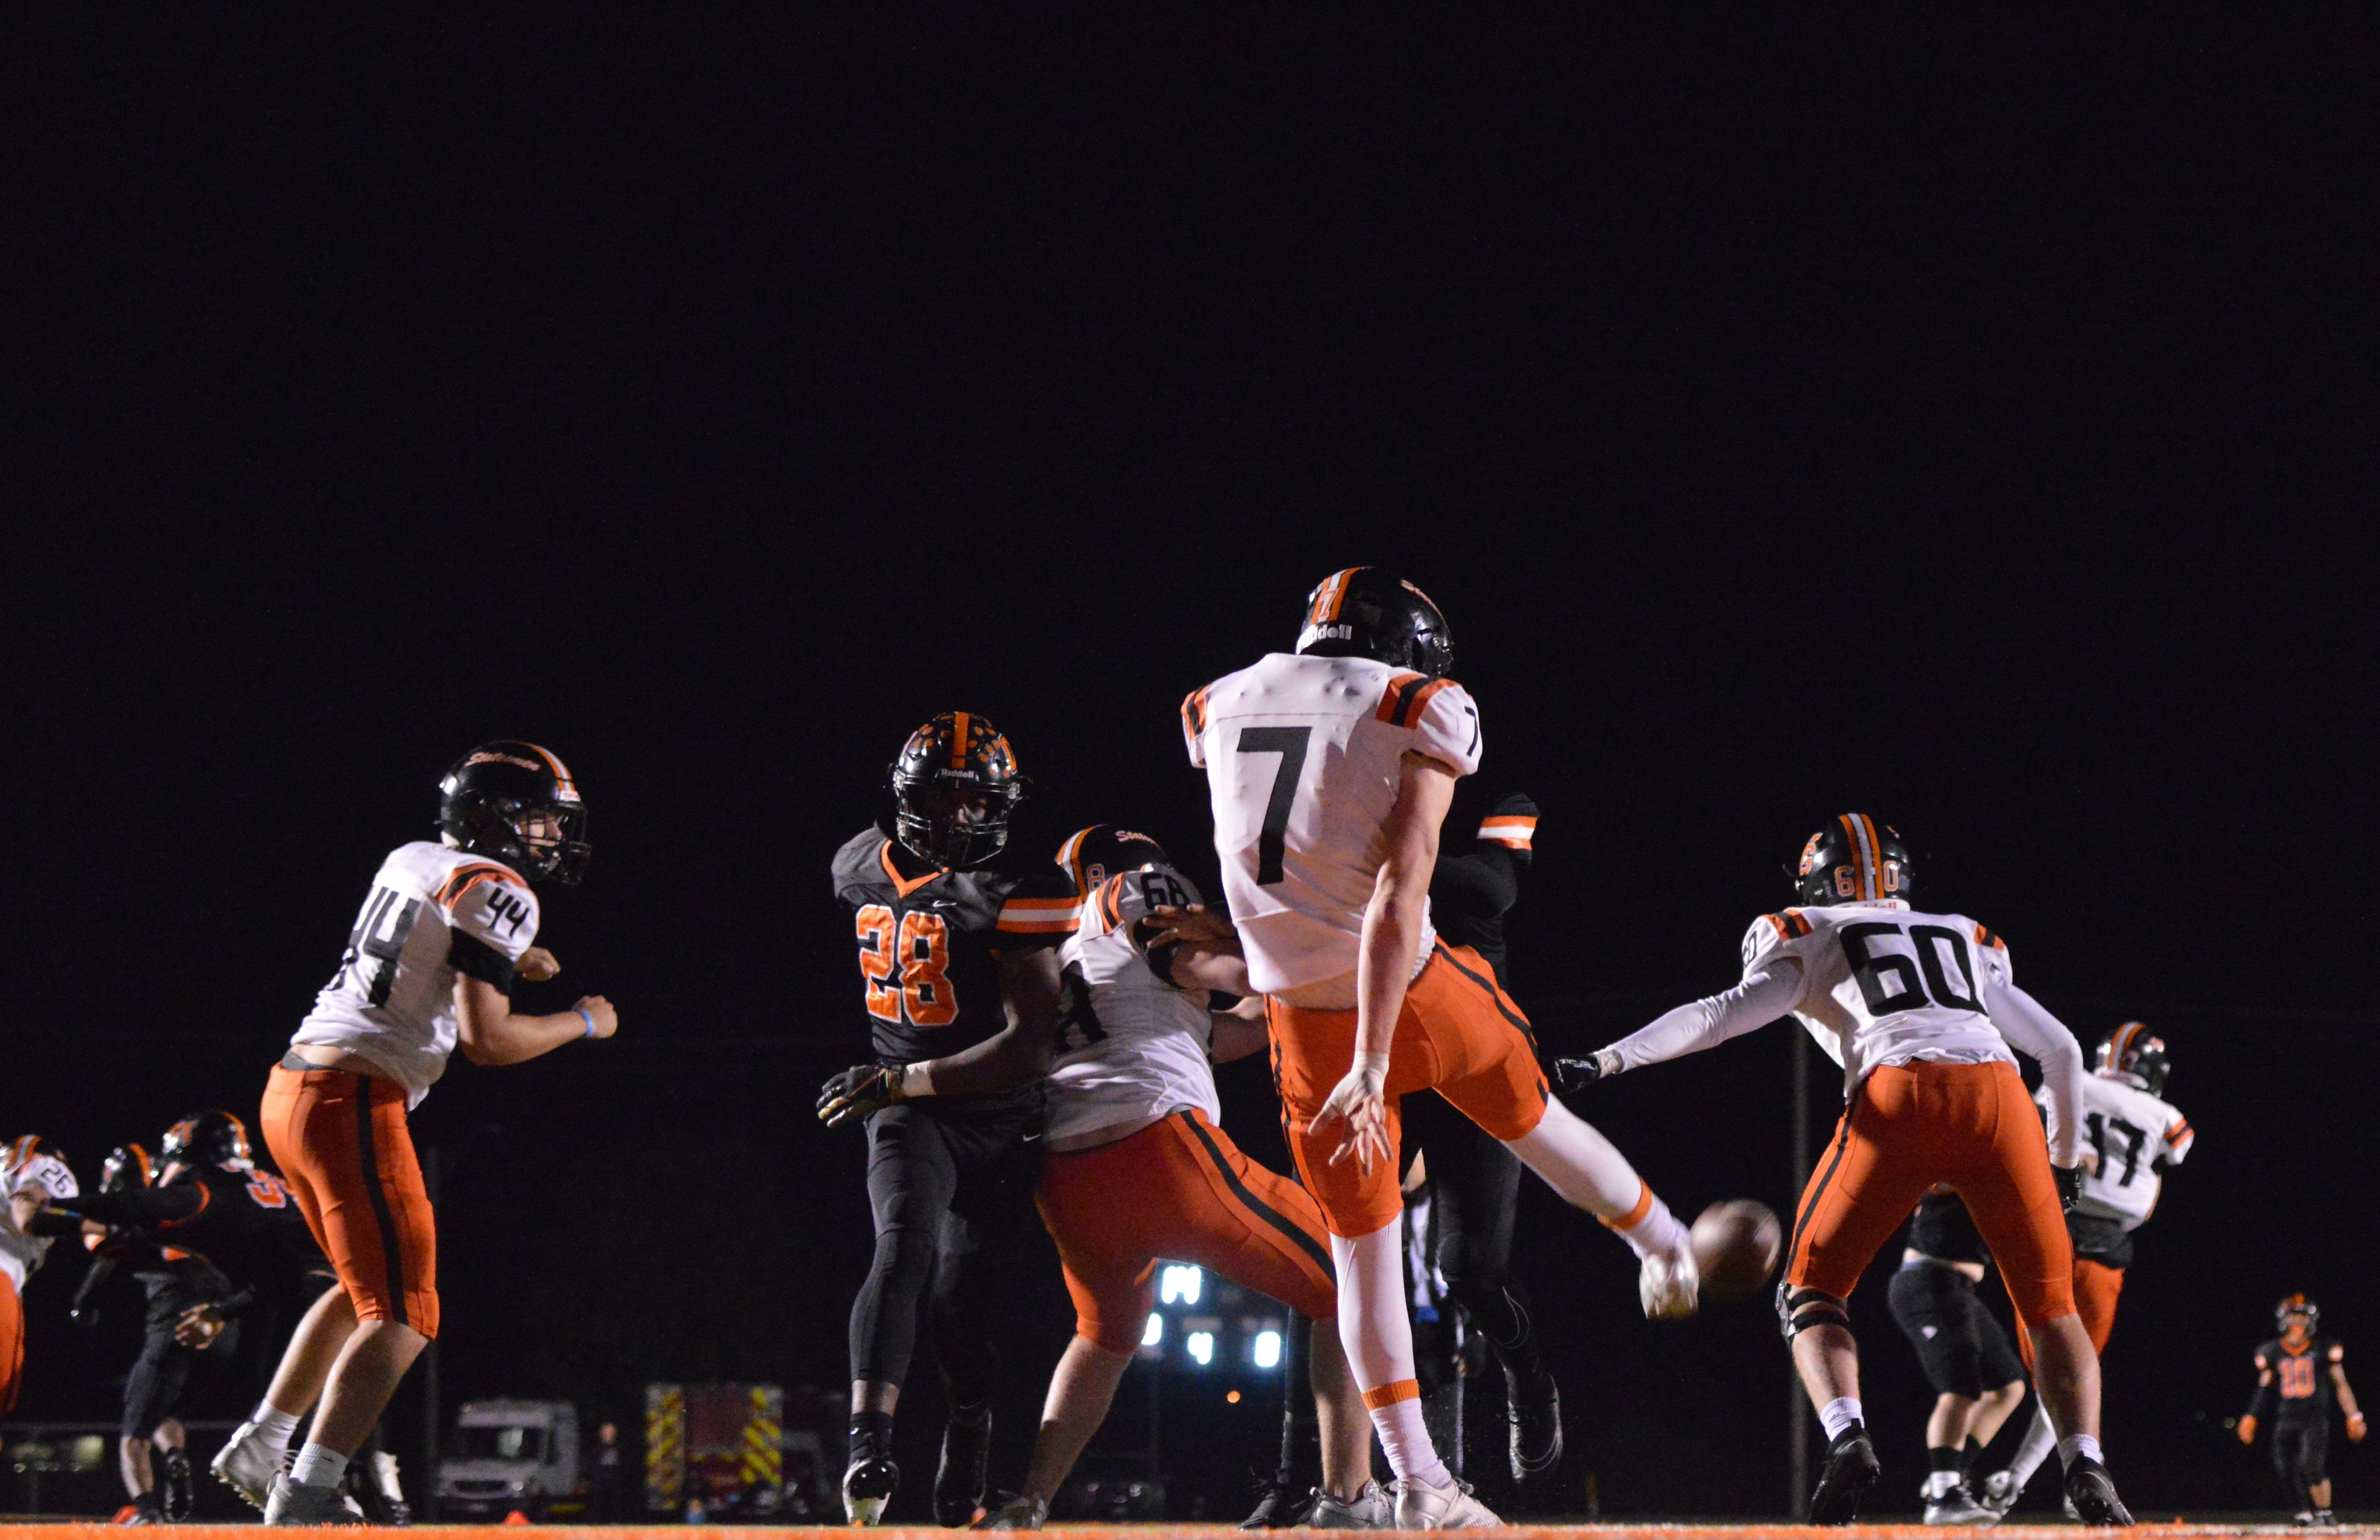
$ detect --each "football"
[1691,1199,1783,1304]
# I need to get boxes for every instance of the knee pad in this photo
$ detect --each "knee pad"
[1779,1286,1853,1341]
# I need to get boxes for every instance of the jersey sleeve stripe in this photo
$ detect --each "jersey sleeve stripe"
[2164,1119,2192,1144]
[1478,815,1536,848]
[1181,687,1209,740]
[996,898,1082,934]
[436,866,522,910]
[1972,922,2005,951]
[1375,673,1455,728]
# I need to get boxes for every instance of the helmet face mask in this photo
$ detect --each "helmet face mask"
[1793,814,1914,907]
[2096,1022,2171,1096]
[891,713,1025,871]
[102,1143,153,1193]
[2278,1293,2320,1339]
[439,742,591,886]
[1295,567,1455,679]
[160,1111,253,1179]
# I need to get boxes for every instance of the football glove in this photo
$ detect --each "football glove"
[2055,1163,2086,1212]
[1549,1049,1618,1096]
[818,1065,906,1129]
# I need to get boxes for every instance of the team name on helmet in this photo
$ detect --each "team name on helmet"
[439,739,591,885]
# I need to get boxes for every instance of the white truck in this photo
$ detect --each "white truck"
[436,1399,581,1520]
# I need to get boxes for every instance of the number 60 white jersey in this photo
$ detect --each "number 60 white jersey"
[1183,651,1482,995]
[2041,1073,2192,1228]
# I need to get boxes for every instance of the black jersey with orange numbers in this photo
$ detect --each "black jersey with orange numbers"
[832,827,1080,1065]
[2257,1337,2345,1423]
[66,1163,326,1297]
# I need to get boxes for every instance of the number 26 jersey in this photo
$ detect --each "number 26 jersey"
[293,841,542,1107]
[1183,651,1483,995]
[831,827,1080,1065]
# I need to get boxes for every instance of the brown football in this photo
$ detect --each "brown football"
[1690,1199,1783,1304]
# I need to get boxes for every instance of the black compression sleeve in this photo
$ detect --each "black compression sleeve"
[24,1208,90,1238]
[1431,846,1518,925]
[56,1187,203,1227]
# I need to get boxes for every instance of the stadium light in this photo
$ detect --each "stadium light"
[1186,1331,1215,1366]
[1142,1313,1164,1347]
[1160,1265,1203,1305]
[1252,1329,1283,1369]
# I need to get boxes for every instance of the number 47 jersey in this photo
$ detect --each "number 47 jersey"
[2046,1073,2191,1228]
[1183,651,1483,996]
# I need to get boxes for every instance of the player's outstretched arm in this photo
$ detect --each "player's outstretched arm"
[899,946,1065,1101]
[454,975,617,1067]
[1977,975,2085,1168]
[1558,964,1806,1090]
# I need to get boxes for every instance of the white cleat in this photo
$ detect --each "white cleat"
[1977,1469,2023,1519]
[1392,1477,1503,1529]
[211,1420,288,1511]
[978,1494,1049,1529]
[263,1472,364,1526]
[1306,1479,1395,1529]
[1638,1244,1700,1320]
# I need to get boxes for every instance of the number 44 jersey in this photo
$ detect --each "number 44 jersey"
[1183,652,1483,997]
[2045,1073,2191,1230]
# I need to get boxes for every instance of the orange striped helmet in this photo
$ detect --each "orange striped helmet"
[1793,814,1913,905]
[2096,1021,2172,1096]
[1295,567,1453,679]
[2277,1293,2320,1334]
[891,713,1025,869]
[438,741,591,886]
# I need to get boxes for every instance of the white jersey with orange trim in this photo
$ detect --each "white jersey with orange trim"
[0,1153,79,1291]
[1183,652,1483,996]
[1600,898,2089,1164]
[1045,864,1222,1146]
[2047,1071,2190,1229]
[293,841,543,1107]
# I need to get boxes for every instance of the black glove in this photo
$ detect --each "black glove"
[817,1065,904,1129]
[2055,1163,2086,1212]
[1549,1054,1609,1096]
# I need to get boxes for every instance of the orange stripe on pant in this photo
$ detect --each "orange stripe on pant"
[1036,1109,1337,1354]
[2019,1257,2125,1372]
[0,1272,24,1415]
[1786,1060,2076,1327]
[261,1065,441,1338]
[1269,943,1551,1238]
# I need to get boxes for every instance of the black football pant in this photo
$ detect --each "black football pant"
[849,1098,1041,1407]
[2272,1419,2329,1511]
[1402,1090,1545,1384]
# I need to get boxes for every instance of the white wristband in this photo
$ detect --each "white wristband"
[900,1062,937,1099]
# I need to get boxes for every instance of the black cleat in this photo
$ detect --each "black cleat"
[2063,1458,2134,1527]
[1809,1426,1881,1525]
[1509,1368,1564,1484]
[935,1405,993,1527]
[1239,1477,1312,1529]
[161,1447,195,1522]
[843,1454,900,1526]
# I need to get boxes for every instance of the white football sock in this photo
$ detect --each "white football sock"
[1330,1223,1451,1489]
[1504,1101,1687,1255]
[2058,1432,2103,1470]
[251,1401,302,1450]
[290,1443,348,1490]
[1818,1396,1864,1441]
[2006,1403,2057,1489]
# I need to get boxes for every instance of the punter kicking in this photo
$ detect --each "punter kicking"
[1566,815,2130,1526]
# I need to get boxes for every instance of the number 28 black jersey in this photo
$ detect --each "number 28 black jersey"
[832,827,1079,1064]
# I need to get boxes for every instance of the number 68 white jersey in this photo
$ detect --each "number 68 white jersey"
[2040,1073,2192,1228]
[1183,651,1483,995]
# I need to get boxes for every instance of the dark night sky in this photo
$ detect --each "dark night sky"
[7,7,2377,1520]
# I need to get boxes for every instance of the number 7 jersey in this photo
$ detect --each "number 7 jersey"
[1183,651,1483,995]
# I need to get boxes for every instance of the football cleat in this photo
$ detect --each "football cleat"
[160,1446,195,1521]
[1977,1469,2024,1518]
[112,1495,164,1525]
[2063,1458,2134,1527]
[976,1493,1047,1529]
[1391,1476,1502,1529]
[1794,815,1913,907]
[263,1472,364,1526]
[1238,1478,1310,1529]
[1638,1244,1700,1320]
[842,1454,899,1526]
[1307,1480,1394,1529]
[213,1420,288,1510]
[935,1404,994,1526]
[1295,568,1454,679]
[1809,1426,1880,1525]
[1922,1480,1995,1526]
[1507,1368,1564,1482]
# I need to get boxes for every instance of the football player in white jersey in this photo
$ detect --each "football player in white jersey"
[0,1136,81,1415]
[1983,1024,2193,1516]
[1176,568,1701,1531]
[1561,816,2129,1526]
[210,742,620,1525]
[966,826,1382,1530]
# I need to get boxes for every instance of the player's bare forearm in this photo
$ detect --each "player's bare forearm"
[454,976,617,1066]
[2336,1367,2361,1421]
[1209,1016,1269,1063]
[919,948,1062,1098]
[1169,941,1251,996]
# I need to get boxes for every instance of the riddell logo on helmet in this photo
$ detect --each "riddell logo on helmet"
[1310,623,1354,640]
[467,750,544,773]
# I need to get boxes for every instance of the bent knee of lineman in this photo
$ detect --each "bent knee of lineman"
[1781,1286,1854,1341]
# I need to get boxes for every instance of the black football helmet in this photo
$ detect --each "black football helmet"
[1294,567,1454,679]
[438,741,591,885]
[100,1143,154,1193]
[891,713,1025,869]
[1056,824,1171,897]
[2097,1021,2172,1097]
[2278,1293,2320,1335]
[160,1111,253,1174]
[1794,814,1915,905]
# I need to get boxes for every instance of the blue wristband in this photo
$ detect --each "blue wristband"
[576,1007,597,1040]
